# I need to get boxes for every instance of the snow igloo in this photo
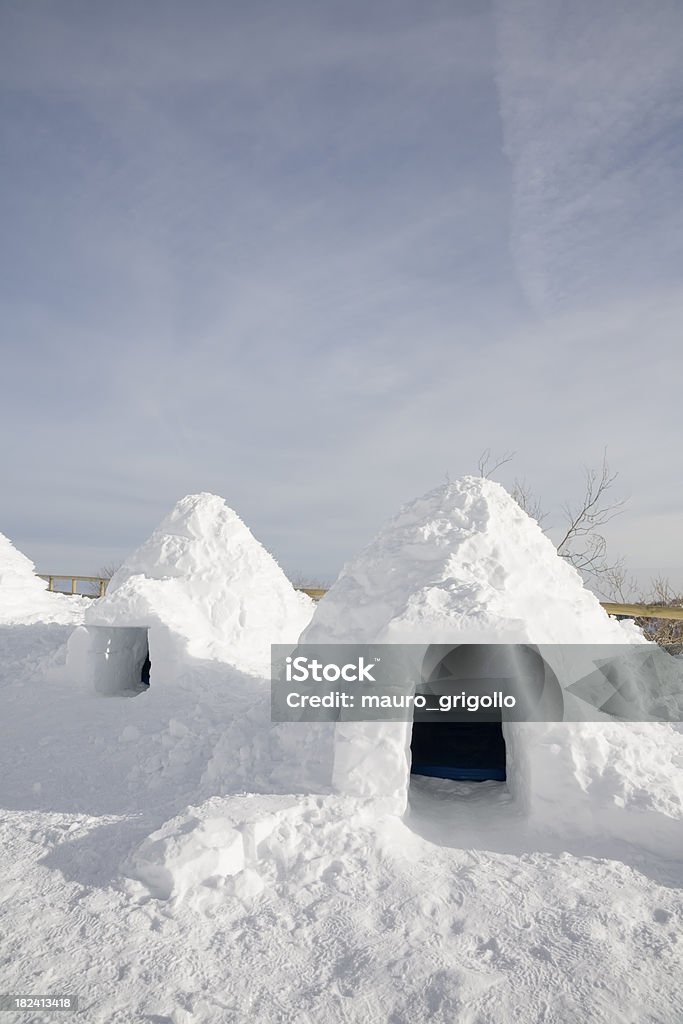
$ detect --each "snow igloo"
[292,477,683,856]
[67,493,314,693]
[0,531,86,625]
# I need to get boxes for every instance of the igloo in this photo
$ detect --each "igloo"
[293,477,683,857]
[67,493,314,693]
[0,530,86,625]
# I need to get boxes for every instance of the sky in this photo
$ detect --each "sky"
[1,0,682,593]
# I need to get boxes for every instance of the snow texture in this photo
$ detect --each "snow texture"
[295,477,683,858]
[77,493,314,681]
[301,476,642,647]
[0,530,87,625]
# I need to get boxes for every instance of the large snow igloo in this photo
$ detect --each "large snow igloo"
[67,493,314,693]
[294,477,683,855]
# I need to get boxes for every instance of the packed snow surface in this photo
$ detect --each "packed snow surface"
[0,622,681,1023]
[0,530,87,625]
[83,493,313,677]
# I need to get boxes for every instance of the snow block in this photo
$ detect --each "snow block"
[127,817,245,901]
[123,795,297,903]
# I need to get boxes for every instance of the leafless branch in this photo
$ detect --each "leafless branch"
[646,575,683,608]
[555,451,627,582]
[86,563,122,597]
[510,478,548,527]
[477,448,516,479]
[96,563,121,580]
[598,561,638,603]
[288,570,332,590]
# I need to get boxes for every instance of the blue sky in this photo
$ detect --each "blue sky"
[1,0,682,590]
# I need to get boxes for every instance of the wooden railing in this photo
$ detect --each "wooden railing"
[296,591,683,620]
[38,575,109,598]
[296,587,328,601]
[297,590,683,620]
[600,602,683,621]
[36,577,683,621]
[37,578,325,600]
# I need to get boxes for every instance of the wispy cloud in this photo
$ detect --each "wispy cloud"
[494,0,683,313]
[1,1,681,587]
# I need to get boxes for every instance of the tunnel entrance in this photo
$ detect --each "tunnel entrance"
[409,643,514,784]
[410,721,506,782]
[140,651,151,687]
[78,625,151,696]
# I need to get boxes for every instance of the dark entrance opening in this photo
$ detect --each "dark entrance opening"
[409,643,513,783]
[410,721,506,782]
[140,650,151,687]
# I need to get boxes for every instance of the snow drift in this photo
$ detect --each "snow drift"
[295,477,683,858]
[0,530,86,625]
[69,493,313,685]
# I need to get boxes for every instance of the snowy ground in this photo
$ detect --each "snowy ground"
[1,623,681,1024]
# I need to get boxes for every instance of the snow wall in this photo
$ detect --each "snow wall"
[0,531,86,625]
[289,477,683,858]
[68,493,314,687]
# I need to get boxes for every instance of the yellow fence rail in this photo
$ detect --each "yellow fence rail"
[297,589,683,620]
[36,577,683,620]
[599,602,683,621]
[297,592,683,620]
[38,574,108,598]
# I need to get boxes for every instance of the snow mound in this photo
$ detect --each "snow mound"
[85,493,313,677]
[0,531,86,625]
[123,794,379,910]
[301,476,640,646]
[294,478,683,860]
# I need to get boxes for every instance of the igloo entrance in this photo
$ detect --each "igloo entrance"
[68,625,151,696]
[90,626,151,695]
[409,644,514,784]
[410,721,506,782]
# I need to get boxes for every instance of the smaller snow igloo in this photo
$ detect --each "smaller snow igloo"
[67,493,314,691]
[294,478,683,856]
[0,530,86,625]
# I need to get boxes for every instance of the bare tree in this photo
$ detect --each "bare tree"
[647,576,683,607]
[555,452,627,584]
[510,478,548,527]
[477,448,516,479]
[288,571,332,591]
[97,563,121,580]
[600,561,639,603]
[86,563,122,597]
[476,448,627,587]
